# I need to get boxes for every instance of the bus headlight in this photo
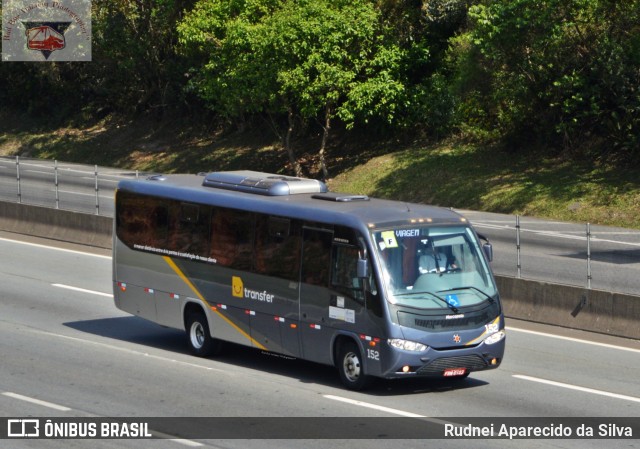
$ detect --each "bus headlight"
[484,330,506,345]
[388,339,428,352]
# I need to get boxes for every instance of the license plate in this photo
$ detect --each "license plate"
[443,368,467,377]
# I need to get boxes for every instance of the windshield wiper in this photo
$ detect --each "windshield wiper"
[394,291,459,313]
[437,286,495,303]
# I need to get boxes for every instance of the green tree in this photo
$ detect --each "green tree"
[455,0,640,160]
[367,0,467,138]
[92,0,195,114]
[266,0,407,178]
[0,1,193,119]
[178,0,303,172]
[178,0,409,177]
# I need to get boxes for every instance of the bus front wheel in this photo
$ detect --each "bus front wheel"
[336,340,373,390]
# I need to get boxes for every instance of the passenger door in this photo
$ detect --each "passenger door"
[299,227,334,364]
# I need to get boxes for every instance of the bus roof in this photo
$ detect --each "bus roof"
[117,171,468,231]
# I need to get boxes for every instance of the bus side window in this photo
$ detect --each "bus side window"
[301,229,331,286]
[116,191,168,249]
[166,202,211,257]
[366,264,383,318]
[210,208,254,270]
[331,245,364,303]
[255,216,301,281]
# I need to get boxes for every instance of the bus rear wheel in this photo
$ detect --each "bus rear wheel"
[186,312,222,357]
[337,341,373,390]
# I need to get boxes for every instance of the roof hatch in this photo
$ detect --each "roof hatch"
[312,192,370,202]
[202,171,328,196]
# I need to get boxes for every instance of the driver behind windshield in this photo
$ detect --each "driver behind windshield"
[418,244,458,274]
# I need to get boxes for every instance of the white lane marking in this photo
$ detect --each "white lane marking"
[468,219,640,234]
[3,391,202,447]
[513,375,640,403]
[323,395,425,418]
[0,237,111,259]
[507,326,640,354]
[171,439,203,447]
[23,170,56,175]
[473,221,640,247]
[153,430,204,447]
[151,432,203,448]
[17,329,225,447]
[80,177,120,184]
[56,189,114,198]
[52,283,113,298]
[28,328,225,373]
[474,223,585,240]
[2,392,72,411]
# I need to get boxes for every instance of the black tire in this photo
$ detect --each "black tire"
[336,340,374,391]
[186,312,222,357]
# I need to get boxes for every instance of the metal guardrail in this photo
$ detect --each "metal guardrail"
[2,156,640,297]
[514,215,594,287]
[0,156,141,216]
[463,211,640,297]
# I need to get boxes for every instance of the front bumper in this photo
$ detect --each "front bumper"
[382,337,505,379]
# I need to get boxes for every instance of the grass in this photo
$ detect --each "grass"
[329,142,640,229]
[0,112,291,174]
[2,110,640,229]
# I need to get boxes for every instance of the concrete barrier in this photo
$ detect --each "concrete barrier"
[496,276,640,340]
[0,201,112,249]
[1,200,638,339]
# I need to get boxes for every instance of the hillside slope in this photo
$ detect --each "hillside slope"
[1,112,639,229]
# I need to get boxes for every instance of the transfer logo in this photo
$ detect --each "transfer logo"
[231,276,274,303]
[232,276,244,298]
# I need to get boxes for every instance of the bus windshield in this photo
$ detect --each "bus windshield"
[372,225,497,310]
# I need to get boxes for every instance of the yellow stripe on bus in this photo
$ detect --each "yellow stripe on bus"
[162,256,266,350]
[464,316,501,346]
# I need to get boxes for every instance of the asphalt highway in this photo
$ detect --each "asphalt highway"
[0,232,639,448]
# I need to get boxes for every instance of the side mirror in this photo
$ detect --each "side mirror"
[357,258,369,278]
[483,242,493,262]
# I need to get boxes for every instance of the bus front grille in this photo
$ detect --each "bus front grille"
[416,355,487,375]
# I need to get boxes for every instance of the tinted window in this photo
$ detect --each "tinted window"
[255,216,301,281]
[166,202,211,257]
[332,245,364,302]
[116,191,168,249]
[302,229,332,286]
[210,208,254,270]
